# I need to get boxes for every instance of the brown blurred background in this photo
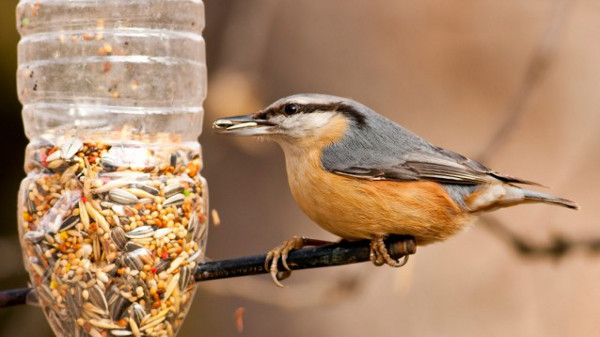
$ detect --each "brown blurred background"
[1,0,599,336]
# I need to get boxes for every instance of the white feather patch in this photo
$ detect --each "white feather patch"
[279,112,337,137]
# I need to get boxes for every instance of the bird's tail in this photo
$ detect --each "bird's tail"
[521,189,579,210]
[466,185,579,212]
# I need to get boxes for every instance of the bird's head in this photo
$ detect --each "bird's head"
[212,94,368,147]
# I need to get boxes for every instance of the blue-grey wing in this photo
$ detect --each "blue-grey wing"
[326,149,497,185]
[321,116,538,186]
[320,98,539,186]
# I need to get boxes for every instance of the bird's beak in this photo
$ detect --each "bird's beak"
[212,114,276,136]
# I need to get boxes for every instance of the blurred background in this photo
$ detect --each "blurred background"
[1,0,599,336]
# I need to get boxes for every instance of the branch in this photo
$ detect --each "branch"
[482,216,599,260]
[0,235,415,308]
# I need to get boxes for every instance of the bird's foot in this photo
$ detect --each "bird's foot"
[265,236,332,287]
[369,236,409,267]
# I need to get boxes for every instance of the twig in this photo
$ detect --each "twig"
[0,235,415,309]
[478,0,570,163]
[475,0,586,259]
[482,216,600,259]
[0,288,32,308]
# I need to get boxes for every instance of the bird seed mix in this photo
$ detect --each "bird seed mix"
[18,131,208,337]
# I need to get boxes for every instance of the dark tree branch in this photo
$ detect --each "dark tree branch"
[0,235,416,308]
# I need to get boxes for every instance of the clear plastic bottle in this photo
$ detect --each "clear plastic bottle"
[16,1,208,336]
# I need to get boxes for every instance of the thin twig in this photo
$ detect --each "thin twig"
[476,0,587,259]
[482,216,600,259]
[0,235,416,308]
[478,0,570,163]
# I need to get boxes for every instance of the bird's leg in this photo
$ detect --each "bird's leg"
[370,236,410,268]
[265,236,333,287]
[369,240,385,266]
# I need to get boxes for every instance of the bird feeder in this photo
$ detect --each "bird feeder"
[16,1,208,336]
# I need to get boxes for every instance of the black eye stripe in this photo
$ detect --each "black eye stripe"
[256,102,366,127]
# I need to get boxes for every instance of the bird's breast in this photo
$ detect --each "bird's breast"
[282,147,473,245]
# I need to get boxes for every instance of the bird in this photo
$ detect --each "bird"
[212,93,579,287]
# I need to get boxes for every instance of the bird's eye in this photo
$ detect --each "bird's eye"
[283,103,299,115]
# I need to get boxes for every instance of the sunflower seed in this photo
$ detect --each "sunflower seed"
[187,212,199,237]
[89,284,108,312]
[153,228,171,239]
[59,215,79,232]
[109,188,138,205]
[133,183,159,196]
[187,248,203,263]
[126,225,155,239]
[123,249,151,270]
[163,193,184,207]
[135,248,153,265]
[129,303,146,326]
[49,311,71,337]
[154,258,172,274]
[46,150,62,162]
[37,284,54,305]
[61,139,83,159]
[101,154,119,171]
[110,227,127,250]
[107,285,130,320]
[111,295,130,321]
[164,183,184,198]
[111,330,133,336]
[24,230,44,243]
[124,241,143,252]
[112,205,126,216]
[65,286,82,318]
[179,266,192,290]
[123,254,143,271]
[26,197,36,214]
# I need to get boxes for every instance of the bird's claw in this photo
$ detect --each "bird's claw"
[369,236,409,268]
[264,236,333,287]
[264,236,307,287]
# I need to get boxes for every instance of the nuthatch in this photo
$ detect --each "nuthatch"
[213,93,579,286]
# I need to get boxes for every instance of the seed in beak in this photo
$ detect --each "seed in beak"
[212,119,234,129]
[226,121,258,130]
